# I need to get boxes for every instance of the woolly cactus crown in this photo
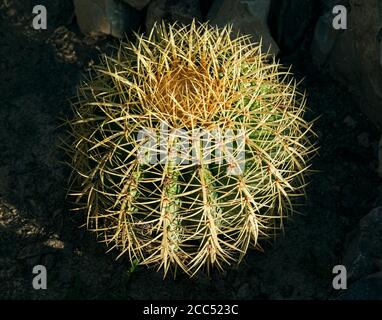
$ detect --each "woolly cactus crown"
[67,21,316,277]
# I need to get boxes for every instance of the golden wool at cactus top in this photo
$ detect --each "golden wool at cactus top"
[67,21,317,277]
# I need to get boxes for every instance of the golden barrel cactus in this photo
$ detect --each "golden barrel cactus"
[67,21,316,277]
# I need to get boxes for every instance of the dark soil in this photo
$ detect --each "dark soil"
[0,0,380,299]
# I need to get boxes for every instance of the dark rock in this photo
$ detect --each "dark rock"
[357,132,370,148]
[343,207,382,282]
[207,0,279,56]
[341,184,356,208]
[200,0,214,19]
[373,185,382,207]
[311,0,382,129]
[321,0,350,11]
[378,137,382,178]
[43,238,65,250]
[236,283,250,299]
[343,116,356,128]
[269,0,319,54]
[122,0,151,10]
[310,12,337,66]
[74,0,114,36]
[41,253,57,270]
[338,272,382,299]
[145,0,201,32]
[74,0,141,38]
[17,236,64,269]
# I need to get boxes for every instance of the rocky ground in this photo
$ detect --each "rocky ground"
[0,0,381,299]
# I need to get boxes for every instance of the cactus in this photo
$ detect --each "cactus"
[67,21,316,277]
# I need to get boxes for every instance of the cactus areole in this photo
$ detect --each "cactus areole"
[67,21,316,277]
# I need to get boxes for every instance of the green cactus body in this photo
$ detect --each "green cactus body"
[67,21,316,277]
